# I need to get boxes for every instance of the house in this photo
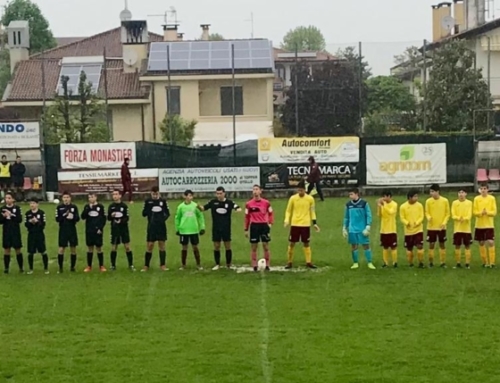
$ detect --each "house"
[0,14,275,145]
[391,0,500,105]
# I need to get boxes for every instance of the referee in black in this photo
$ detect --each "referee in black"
[141,186,170,271]
[25,197,49,274]
[108,189,134,271]
[0,192,23,274]
[55,191,80,273]
[81,193,106,272]
[199,186,241,270]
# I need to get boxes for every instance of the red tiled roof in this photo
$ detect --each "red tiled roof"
[55,37,87,48]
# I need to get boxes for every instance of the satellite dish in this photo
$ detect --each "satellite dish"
[441,15,455,31]
[123,50,138,66]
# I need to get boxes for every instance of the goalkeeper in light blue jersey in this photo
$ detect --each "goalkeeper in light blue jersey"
[342,188,376,270]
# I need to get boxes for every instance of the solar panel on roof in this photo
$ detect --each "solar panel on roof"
[147,40,274,72]
[56,64,102,96]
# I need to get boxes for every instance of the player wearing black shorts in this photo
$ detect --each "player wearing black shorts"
[0,192,23,274]
[141,186,170,272]
[199,186,241,270]
[25,197,49,274]
[108,189,134,271]
[81,193,107,273]
[55,191,80,273]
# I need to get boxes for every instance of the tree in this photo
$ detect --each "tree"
[281,26,326,51]
[0,50,10,97]
[44,72,109,144]
[1,0,57,53]
[423,40,492,132]
[208,33,224,41]
[366,76,416,114]
[336,46,372,80]
[159,114,196,146]
[394,46,420,66]
[280,60,362,136]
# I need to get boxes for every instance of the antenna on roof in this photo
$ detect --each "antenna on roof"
[148,8,181,27]
[245,12,254,38]
[120,0,132,21]
[441,15,455,32]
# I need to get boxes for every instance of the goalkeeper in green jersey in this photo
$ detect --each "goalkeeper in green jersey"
[175,190,206,270]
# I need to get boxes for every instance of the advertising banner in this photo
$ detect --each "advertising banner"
[58,168,157,194]
[258,136,359,164]
[263,163,358,189]
[0,122,40,148]
[60,142,137,169]
[159,167,260,193]
[366,143,447,185]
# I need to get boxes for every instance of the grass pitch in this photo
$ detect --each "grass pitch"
[1,194,500,383]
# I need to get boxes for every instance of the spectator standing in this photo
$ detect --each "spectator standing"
[306,156,324,201]
[11,156,26,200]
[0,155,11,200]
[121,158,133,204]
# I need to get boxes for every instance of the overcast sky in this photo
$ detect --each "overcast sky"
[14,0,500,74]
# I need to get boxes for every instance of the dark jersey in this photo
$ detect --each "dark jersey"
[81,203,106,233]
[108,202,129,228]
[142,198,170,225]
[55,204,80,227]
[0,204,22,229]
[203,199,240,228]
[25,209,46,234]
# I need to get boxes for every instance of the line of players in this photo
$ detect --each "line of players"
[1,182,306,274]
[344,183,497,269]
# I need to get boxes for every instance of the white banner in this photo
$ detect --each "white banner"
[60,142,137,169]
[159,167,260,192]
[366,143,447,185]
[0,122,40,148]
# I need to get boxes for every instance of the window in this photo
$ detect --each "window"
[166,86,181,115]
[220,86,243,116]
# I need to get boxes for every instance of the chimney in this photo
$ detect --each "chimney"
[466,0,486,30]
[177,33,184,41]
[163,24,178,41]
[6,20,30,74]
[432,5,441,42]
[200,24,210,41]
[432,3,452,42]
[453,0,465,33]
[120,20,149,73]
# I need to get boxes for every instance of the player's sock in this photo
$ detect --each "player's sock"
[406,250,414,264]
[287,246,294,263]
[42,254,49,270]
[454,249,461,264]
[365,249,373,263]
[181,250,188,266]
[303,247,312,264]
[214,250,221,265]
[264,250,270,267]
[16,253,24,271]
[3,255,10,271]
[465,248,471,265]
[391,249,398,264]
[28,254,34,270]
[111,251,117,267]
[479,246,487,264]
[428,249,434,264]
[417,249,424,263]
[251,251,257,267]
[126,251,133,267]
[57,254,64,270]
[439,249,446,264]
[97,252,104,267]
[145,252,152,267]
[194,249,201,266]
[488,246,496,265]
[70,254,77,270]
[159,251,166,267]
[351,249,359,263]
[86,252,93,267]
[382,249,389,265]
[225,249,232,265]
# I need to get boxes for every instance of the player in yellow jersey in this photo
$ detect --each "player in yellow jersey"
[377,190,398,268]
[473,184,497,268]
[400,189,425,268]
[451,188,473,269]
[425,184,450,268]
[284,181,320,269]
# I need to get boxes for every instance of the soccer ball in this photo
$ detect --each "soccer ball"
[257,258,267,271]
[53,198,60,204]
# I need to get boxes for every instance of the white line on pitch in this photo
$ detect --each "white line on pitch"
[143,276,159,323]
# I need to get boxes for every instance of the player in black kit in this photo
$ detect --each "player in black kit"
[141,186,170,271]
[0,192,23,274]
[108,189,134,271]
[81,193,107,273]
[25,197,49,274]
[55,191,80,273]
[199,186,241,270]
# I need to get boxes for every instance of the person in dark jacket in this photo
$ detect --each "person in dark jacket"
[11,156,26,199]
[306,156,324,201]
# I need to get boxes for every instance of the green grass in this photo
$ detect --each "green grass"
[1,194,500,383]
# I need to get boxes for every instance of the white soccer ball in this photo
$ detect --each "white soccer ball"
[53,199,60,204]
[258,258,267,271]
